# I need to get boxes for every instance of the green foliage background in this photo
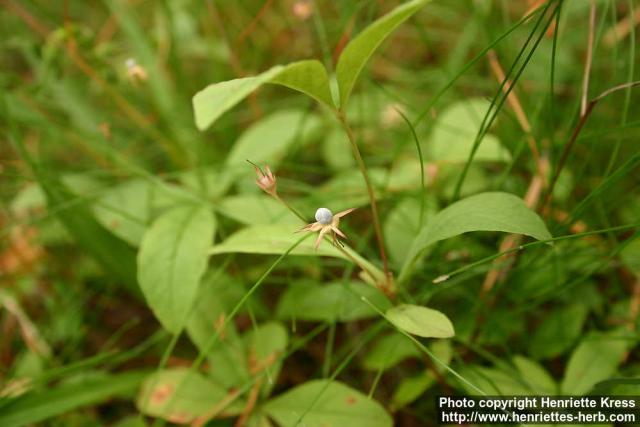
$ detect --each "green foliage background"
[1,0,639,425]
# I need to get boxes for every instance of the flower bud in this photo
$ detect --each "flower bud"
[254,165,277,197]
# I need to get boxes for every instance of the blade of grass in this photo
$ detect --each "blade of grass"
[434,222,639,283]
[412,1,551,127]
[604,0,636,178]
[3,96,141,295]
[396,108,426,225]
[452,1,560,200]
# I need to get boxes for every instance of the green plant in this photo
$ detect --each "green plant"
[2,0,639,425]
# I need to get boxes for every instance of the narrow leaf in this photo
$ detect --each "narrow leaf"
[269,61,335,108]
[0,372,145,427]
[386,304,455,338]
[459,356,556,396]
[35,173,139,294]
[263,380,392,427]
[193,60,334,131]
[512,356,557,395]
[401,192,552,278]
[528,302,588,359]
[336,0,430,108]
[137,205,214,334]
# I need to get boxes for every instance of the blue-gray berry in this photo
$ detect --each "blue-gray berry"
[315,208,333,225]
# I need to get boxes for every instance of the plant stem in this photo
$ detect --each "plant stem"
[332,242,383,291]
[543,81,640,209]
[274,194,306,223]
[336,111,391,284]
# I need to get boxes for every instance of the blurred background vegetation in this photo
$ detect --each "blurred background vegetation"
[1,0,639,425]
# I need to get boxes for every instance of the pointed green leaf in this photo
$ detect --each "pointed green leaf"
[386,304,455,338]
[528,302,588,359]
[401,192,552,279]
[336,0,430,108]
[137,205,214,334]
[561,332,628,394]
[136,368,243,423]
[193,60,334,131]
[269,61,335,108]
[512,356,557,395]
[263,380,392,427]
[459,356,555,396]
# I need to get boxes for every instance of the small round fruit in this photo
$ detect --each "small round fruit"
[315,208,333,225]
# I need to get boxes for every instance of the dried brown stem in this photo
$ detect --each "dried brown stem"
[234,378,264,427]
[191,388,243,427]
[0,290,51,358]
[544,81,640,210]
[235,0,274,49]
[480,161,548,297]
[2,0,49,37]
[487,50,545,182]
[207,1,262,120]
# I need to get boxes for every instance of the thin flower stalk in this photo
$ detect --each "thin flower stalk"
[336,111,392,288]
